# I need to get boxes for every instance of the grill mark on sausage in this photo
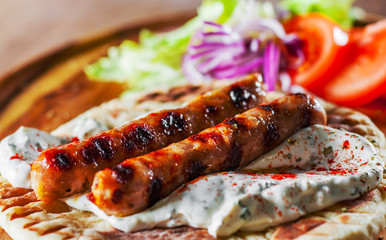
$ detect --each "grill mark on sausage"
[94,137,114,160]
[204,105,218,114]
[111,189,123,204]
[291,92,307,99]
[111,165,134,184]
[47,150,73,171]
[225,117,249,131]
[229,86,256,109]
[224,141,242,171]
[148,177,163,207]
[122,125,155,152]
[55,152,73,171]
[160,112,188,135]
[82,136,115,164]
[225,118,238,126]
[264,121,280,146]
[186,160,207,181]
[259,104,274,112]
[82,145,97,165]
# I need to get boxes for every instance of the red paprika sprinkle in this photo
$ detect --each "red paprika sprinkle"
[343,140,350,150]
[10,153,25,160]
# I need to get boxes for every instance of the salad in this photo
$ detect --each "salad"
[84,0,386,107]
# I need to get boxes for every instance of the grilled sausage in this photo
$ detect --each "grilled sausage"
[31,74,266,201]
[90,93,327,216]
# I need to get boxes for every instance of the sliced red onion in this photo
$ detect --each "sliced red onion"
[213,57,263,79]
[182,20,300,89]
[263,41,280,91]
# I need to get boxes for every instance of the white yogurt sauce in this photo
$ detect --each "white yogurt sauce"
[65,125,384,237]
[53,117,109,140]
[0,127,68,188]
[0,116,110,188]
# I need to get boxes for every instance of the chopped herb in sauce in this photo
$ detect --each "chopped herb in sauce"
[323,146,333,156]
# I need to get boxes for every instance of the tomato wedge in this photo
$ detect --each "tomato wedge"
[322,20,386,107]
[284,14,349,93]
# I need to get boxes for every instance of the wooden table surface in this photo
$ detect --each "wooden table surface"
[0,0,385,79]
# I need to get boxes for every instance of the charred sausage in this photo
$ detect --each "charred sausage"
[90,93,327,216]
[31,74,266,201]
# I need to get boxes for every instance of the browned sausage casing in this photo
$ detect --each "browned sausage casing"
[31,74,266,201]
[90,93,327,216]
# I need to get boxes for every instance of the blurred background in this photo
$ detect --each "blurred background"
[0,0,385,79]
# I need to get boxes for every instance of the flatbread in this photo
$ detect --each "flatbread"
[0,84,385,240]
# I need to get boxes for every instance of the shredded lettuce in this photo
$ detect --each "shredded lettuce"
[280,0,355,28]
[84,18,201,91]
[85,0,278,93]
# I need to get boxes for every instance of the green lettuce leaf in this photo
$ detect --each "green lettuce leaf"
[280,0,355,28]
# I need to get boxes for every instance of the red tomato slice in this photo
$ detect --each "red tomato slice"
[322,19,386,107]
[284,14,349,93]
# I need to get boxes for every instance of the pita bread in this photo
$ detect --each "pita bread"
[0,84,385,240]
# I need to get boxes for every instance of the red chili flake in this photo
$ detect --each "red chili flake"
[36,133,40,137]
[278,210,282,217]
[71,137,80,142]
[360,162,368,166]
[343,140,350,149]
[10,153,25,161]
[328,169,348,176]
[271,175,285,180]
[271,174,297,180]
[306,172,316,175]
